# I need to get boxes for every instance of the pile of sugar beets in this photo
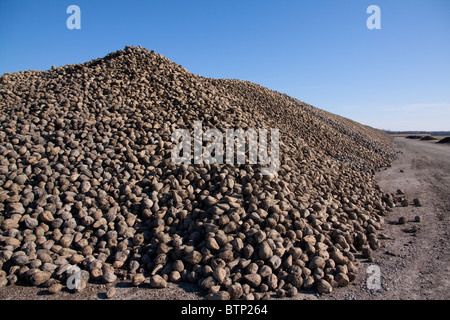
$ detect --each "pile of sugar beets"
[0,46,397,299]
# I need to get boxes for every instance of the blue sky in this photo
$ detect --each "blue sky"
[1,0,449,131]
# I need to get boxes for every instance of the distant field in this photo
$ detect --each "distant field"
[432,136,449,140]
[387,131,450,139]
[391,134,425,137]
[390,134,449,141]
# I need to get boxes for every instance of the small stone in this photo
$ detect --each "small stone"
[42,278,59,288]
[6,275,18,286]
[1,219,19,230]
[231,238,244,252]
[80,181,91,193]
[258,265,272,278]
[414,215,422,222]
[309,256,326,269]
[348,272,357,282]
[413,198,422,207]
[206,238,220,251]
[316,279,333,294]
[362,247,373,261]
[9,203,25,215]
[170,271,181,282]
[132,273,146,286]
[1,237,21,248]
[212,268,227,284]
[242,244,254,259]
[330,251,347,265]
[28,270,51,286]
[41,263,57,273]
[39,211,54,223]
[215,232,229,246]
[335,273,350,287]
[74,280,87,293]
[150,275,167,288]
[90,268,103,281]
[210,285,221,294]
[60,235,73,248]
[48,283,63,294]
[106,287,117,299]
[24,217,39,229]
[286,286,298,297]
[258,241,273,260]
[227,283,243,300]
[303,276,315,290]
[276,288,286,298]
[203,196,218,207]
[266,274,278,290]
[268,255,282,270]
[288,272,303,288]
[0,276,7,288]
[218,250,233,262]
[243,293,255,300]
[70,254,84,265]
[13,251,30,264]
[403,226,418,233]
[184,251,202,265]
[199,276,217,291]
[312,203,323,212]
[14,174,28,185]
[172,260,184,272]
[102,271,117,284]
[398,216,407,224]
[243,274,261,288]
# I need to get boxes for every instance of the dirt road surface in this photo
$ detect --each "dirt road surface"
[323,137,450,300]
[0,137,448,300]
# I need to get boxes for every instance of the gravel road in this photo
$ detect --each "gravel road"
[1,137,448,300]
[322,137,450,300]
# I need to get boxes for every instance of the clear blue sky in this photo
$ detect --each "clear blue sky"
[1,0,449,131]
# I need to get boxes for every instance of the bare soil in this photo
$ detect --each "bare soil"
[1,137,448,300]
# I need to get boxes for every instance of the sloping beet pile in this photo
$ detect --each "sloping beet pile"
[437,137,450,144]
[420,136,438,141]
[0,46,396,299]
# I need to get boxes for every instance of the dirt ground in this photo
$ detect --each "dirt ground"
[322,137,450,300]
[0,137,448,300]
